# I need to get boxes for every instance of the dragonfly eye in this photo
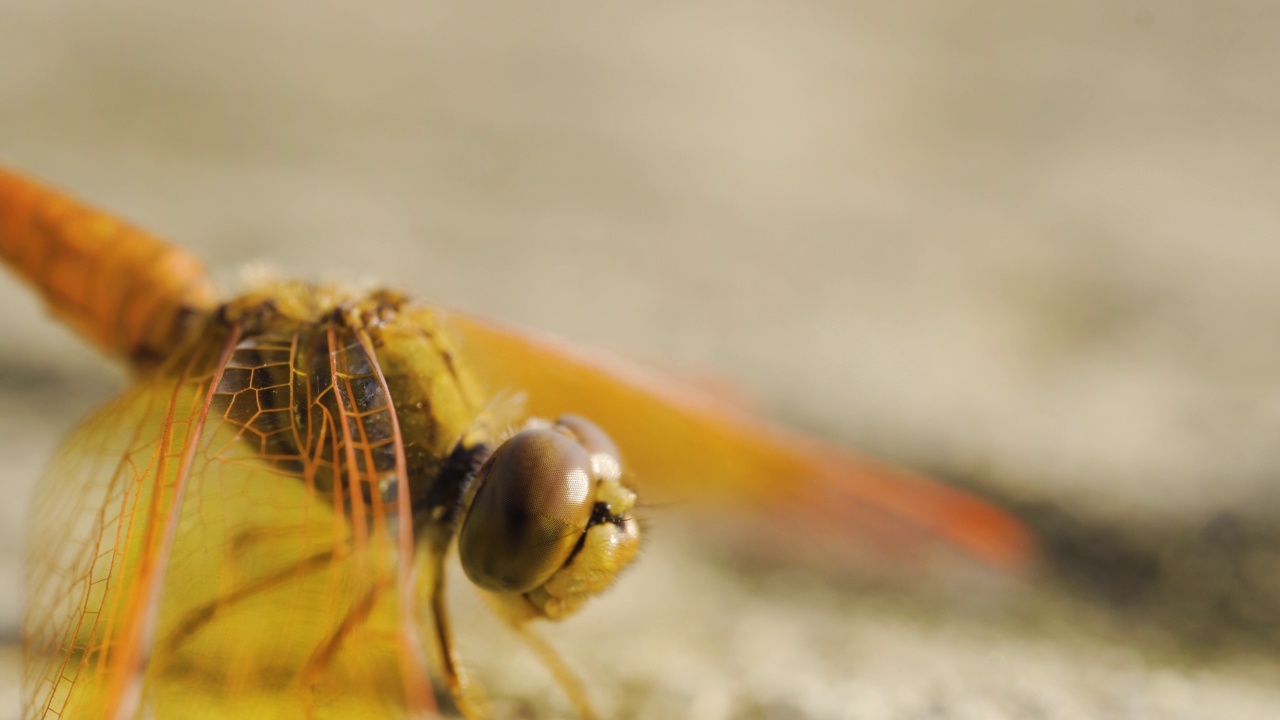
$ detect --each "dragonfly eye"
[458,416,640,617]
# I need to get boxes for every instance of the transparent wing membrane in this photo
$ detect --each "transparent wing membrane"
[23,321,436,720]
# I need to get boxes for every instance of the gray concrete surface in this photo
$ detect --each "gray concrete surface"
[2,2,1280,718]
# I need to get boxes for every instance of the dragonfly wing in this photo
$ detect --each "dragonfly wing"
[439,309,1034,572]
[23,367,179,719]
[23,325,434,720]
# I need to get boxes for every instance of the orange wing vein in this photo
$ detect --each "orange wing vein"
[23,320,437,719]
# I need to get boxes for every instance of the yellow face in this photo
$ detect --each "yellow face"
[458,414,642,619]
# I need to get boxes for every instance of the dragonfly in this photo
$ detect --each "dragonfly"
[0,165,1035,719]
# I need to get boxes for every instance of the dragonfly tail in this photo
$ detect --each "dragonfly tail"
[0,167,217,368]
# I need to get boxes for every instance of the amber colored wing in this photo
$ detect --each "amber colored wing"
[22,324,434,720]
[438,310,1035,573]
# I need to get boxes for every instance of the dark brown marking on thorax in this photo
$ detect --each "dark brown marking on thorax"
[203,284,491,541]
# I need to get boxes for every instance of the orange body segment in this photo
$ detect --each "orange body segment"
[0,168,217,367]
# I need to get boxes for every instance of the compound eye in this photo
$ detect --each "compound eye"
[553,414,620,465]
[459,428,596,593]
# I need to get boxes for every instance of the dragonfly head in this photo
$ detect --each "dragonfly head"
[458,415,641,620]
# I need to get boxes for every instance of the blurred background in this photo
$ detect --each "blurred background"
[3,1,1280,718]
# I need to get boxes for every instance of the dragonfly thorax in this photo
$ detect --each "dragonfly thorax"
[205,285,641,620]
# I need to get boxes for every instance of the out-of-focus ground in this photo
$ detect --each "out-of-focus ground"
[2,2,1280,718]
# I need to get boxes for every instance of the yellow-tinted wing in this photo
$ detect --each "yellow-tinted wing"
[22,325,434,720]
[439,309,1034,573]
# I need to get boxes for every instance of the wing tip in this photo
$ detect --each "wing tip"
[785,443,1040,574]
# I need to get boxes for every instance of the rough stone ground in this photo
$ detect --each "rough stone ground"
[2,2,1280,718]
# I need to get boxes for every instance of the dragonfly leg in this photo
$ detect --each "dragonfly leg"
[424,554,489,719]
[226,524,348,561]
[482,593,602,720]
[294,575,446,718]
[158,547,335,656]
[299,580,385,684]
[512,624,600,720]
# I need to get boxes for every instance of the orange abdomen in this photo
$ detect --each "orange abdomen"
[0,167,217,367]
